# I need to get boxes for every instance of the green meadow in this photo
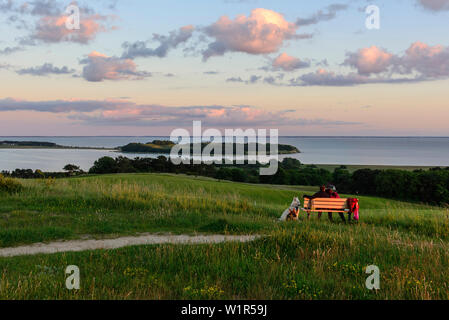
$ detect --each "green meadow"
[0,173,448,299]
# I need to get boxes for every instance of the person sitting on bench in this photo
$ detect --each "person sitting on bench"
[326,185,346,223]
[304,185,330,219]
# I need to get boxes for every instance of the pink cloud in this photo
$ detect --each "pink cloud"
[203,8,300,60]
[271,53,310,71]
[344,46,394,75]
[34,13,113,44]
[405,41,444,58]
[400,41,449,77]
[81,51,151,82]
[287,41,449,86]
[82,104,339,127]
[0,98,357,128]
[343,42,449,79]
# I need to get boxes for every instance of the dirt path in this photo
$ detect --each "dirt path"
[0,234,260,258]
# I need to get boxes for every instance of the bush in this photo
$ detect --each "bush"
[0,174,23,194]
[89,157,118,174]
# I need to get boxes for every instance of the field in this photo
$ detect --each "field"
[0,173,448,299]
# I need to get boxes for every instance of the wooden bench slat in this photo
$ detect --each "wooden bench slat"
[312,203,348,206]
[313,206,348,209]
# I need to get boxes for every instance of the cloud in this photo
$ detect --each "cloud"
[0,46,23,55]
[0,0,29,14]
[80,51,151,82]
[0,97,358,127]
[202,8,302,60]
[73,104,359,127]
[16,62,75,76]
[344,42,449,79]
[344,46,394,75]
[28,0,61,16]
[418,0,449,11]
[288,68,425,87]
[270,53,310,71]
[0,97,124,113]
[32,13,112,44]
[118,8,317,62]
[0,1,115,44]
[226,76,244,83]
[267,42,449,87]
[121,25,194,59]
[227,75,263,84]
[73,104,300,127]
[0,63,12,70]
[399,41,449,77]
[0,0,95,17]
[289,69,375,86]
[295,3,348,26]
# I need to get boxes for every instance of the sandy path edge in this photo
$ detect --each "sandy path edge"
[0,234,260,258]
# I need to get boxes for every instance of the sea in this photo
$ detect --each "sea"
[1,136,449,172]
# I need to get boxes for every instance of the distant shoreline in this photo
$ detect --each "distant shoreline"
[0,141,115,151]
[0,140,300,155]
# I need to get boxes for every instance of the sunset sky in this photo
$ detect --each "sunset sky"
[0,0,448,136]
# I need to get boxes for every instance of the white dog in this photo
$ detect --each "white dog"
[279,197,301,221]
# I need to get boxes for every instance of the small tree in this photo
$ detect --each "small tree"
[63,164,81,175]
[35,169,45,179]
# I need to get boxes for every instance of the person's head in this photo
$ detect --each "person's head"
[326,184,337,193]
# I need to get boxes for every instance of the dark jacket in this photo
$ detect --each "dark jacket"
[304,190,330,199]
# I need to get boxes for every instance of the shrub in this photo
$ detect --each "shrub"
[89,157,118,174]
[0,174,23,194]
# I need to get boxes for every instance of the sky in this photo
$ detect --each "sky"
[0,0,448,136]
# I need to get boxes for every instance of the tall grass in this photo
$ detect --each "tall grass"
[0,225,447,299]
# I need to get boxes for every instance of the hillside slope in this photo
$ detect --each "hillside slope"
[0,174,448,299]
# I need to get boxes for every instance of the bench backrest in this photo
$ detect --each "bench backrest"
[303,198,349,211]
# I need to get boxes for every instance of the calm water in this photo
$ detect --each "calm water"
[1,136,449,172]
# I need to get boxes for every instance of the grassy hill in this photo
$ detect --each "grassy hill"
[0,173,448,299]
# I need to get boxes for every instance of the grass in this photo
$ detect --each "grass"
[0,173,448,299]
